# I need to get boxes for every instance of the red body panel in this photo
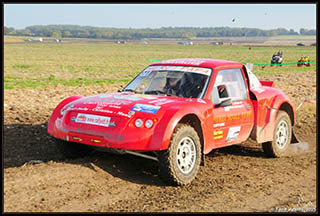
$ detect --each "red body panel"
[48,58,295,154]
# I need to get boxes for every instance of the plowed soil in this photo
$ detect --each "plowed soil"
[3,70,317,213]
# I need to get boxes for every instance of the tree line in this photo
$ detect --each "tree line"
[4,25,316,39]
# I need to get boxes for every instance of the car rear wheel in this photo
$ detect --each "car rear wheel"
[158,124,201,185]
[55,138,92,159]
[262,111,292,157]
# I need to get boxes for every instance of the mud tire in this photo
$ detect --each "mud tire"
[262,111,292,158]
[158,124,201,186]
[55,138,92,159]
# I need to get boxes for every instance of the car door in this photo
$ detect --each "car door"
[210,68,254,147]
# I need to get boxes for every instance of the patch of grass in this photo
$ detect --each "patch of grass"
[13,64,32,70]
[4,76,131,90]
[4,42,316,90]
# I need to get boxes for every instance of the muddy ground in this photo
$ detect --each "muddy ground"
[3,70,317,213]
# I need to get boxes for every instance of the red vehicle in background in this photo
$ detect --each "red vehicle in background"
[48,58,299,185]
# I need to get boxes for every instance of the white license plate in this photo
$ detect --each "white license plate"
[75,113,110,127]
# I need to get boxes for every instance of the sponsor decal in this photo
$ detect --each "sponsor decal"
[213,130,223,135]
[131,104,160,114]
[148,98,174,106]
[224,104,244,112]
[160,59,206,66]
[213,111,251,123]
[142,65,211,76]
[109,105,121,109]
[75,113,111,127]
[213,122,225,128]
[214,135,223,140]
[232,101,243,105]
[226,126,241,142]
[92,108,114,114]
[213,130,224,140]
[117,111,132,118]
[132,94,157,99]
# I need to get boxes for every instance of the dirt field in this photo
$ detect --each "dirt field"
[3,69,317,213]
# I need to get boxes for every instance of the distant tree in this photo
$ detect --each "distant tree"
[51,31,62,38]
[300,28,316,35]
[289,29,299,35]
[4,26,15,35]
[63,31,71,37]
[94,31,103,39]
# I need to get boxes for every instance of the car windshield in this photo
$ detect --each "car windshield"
[123,65,212,98]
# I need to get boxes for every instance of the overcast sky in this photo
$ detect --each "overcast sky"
[4,4,317,32]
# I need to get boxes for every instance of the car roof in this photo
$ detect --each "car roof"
[150,58,243,68]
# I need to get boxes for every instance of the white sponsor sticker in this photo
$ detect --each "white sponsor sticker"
[75,113,111,127]
[142,66,211,76]
[213,122,225,128]
[226,126,241,142]
[224,104,244,111]
[160,59,206,65]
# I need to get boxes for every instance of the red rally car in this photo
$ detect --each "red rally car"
[48,58,299,185]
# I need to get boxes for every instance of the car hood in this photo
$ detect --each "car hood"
[63,92,205,118]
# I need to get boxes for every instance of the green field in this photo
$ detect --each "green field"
[4,43,316,89]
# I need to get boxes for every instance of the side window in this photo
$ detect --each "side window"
[212,68,248,104]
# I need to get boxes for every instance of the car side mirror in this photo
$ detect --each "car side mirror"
[215,98,232,108]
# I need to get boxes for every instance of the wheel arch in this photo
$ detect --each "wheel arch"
[177,114,205,166]
[278,102,295,126]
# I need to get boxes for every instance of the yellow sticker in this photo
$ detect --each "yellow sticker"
[214,135,223,140]
[213,130,223,135]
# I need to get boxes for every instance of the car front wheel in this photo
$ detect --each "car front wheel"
[262,111,292,157]
[158,124,201,185]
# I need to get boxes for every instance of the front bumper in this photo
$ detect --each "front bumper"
[51,117,162,151]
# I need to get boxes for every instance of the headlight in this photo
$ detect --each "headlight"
[135,118,143,128]
[145,119,154,128]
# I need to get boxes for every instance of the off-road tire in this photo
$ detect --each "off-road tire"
[158,124,201,186]
[262,111,292,158]
[55,138,93,159]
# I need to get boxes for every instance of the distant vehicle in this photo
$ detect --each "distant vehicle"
[310,42,316,46]
[297,55,310,67]
[48,58,302,185]
[33,37,43,42]
[296,43,305,46]
[211,41,223,46]
[115,40,127,44]
[271,50,283,66]
[178,41,193,45]
[24,39,32,42]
